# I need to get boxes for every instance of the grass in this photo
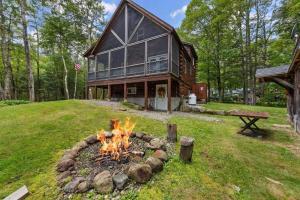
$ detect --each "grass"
[0,100,299,200]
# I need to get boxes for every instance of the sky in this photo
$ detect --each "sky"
[102,0,191,28]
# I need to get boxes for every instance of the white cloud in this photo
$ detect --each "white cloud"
[170,5,187,18]
[102,1,117,15]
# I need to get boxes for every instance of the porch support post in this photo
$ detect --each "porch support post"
[144,81,148,110]
[95,86,97,100]
[108,84,111,101]
[168,77,172,113]
[124,82,127,102]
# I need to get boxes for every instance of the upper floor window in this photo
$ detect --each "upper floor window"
[88,57,96,73]
[97,53,109,71]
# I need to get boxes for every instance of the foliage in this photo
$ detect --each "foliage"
[0,99,30,106]
[0,0,106,101]
[0,101,299,199]
[179,0,300,104]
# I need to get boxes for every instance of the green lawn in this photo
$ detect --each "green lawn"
[0,100,299,200]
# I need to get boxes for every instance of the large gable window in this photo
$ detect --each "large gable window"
[111,8,125,42]
[127,6,143,38]
[110,48,125,77]
[96,53,109,79]
[88,57,96,73]
[147,36,168,74]
[99,33,123,52]
[127,43,145,76]
[129,17,167,43]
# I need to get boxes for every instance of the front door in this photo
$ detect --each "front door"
[155,84,167,110]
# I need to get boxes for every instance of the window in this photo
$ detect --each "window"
[127,6,143,38]
[98,32,123,52]
[147,36,168,74]
[127,43,145,66]
[88,57,96,72]
[96,53,109,71]
[129,17,167,43]
[111,8,125,42]
[110,48,124,69]
[127,87,137,95]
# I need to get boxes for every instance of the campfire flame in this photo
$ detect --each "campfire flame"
[97,118,135,160]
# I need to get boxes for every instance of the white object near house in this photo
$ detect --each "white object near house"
[188,93,197,105]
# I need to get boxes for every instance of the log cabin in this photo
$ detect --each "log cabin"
[256,35,300,133]
[83,0,198,113]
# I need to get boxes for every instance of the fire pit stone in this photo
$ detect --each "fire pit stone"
[63,177,85,193]
[93,170,114,194]
[112,173,129,190]
[128,164,152,183]
[146,157,163,173]
[85,135,98,144]
[135,132,145,139]
[146,138,166,150]
[153,150,168,162]
[57,159,75,172]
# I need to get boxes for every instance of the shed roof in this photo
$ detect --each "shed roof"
[255,65,289,79]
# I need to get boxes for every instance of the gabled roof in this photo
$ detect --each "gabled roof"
[289,37,300,72]
[256,65,289,79]
[83,0,196,61]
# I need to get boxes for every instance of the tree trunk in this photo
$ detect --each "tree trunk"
[20,0,35,101]
[215,23,222,102]
[61,54,70,99]
[34,16,41,101]
[0,0,13,100]
[252,0,260,105]
[0,83,4,100]
[245,0,252,104]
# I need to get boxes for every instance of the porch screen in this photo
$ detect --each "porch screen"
[127,43,145,76]
[172,37,179,76]
[99,32,123,52]
[111,8,125,42]
[88,57,96,80]
[129,17,166,43]
[96,53,109,79]
[147,36,168,74]
[127,6,143,39]
[110,48,125,77]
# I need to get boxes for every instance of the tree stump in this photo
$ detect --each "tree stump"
[110,119,119,130]
[180,136,194,162]
[167,124,177,142]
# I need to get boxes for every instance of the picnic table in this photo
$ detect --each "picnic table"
[229,111,269,135]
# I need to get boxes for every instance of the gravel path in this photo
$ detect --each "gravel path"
[83,100,222,123]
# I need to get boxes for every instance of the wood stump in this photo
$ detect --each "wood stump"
[180,136,194,162]
[167,124,177,142]
[110,119,119,130]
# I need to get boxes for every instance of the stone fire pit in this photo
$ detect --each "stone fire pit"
[56,121,173,199]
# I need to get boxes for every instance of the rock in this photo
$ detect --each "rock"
[113,173,128,190]
[130,132,136,138]
[93,170,114,194]
[128,164,152,183]
[62,149,78,160]
[57,159,75,172]
[180,136,194,146]
[146,138,165,150]
[72,141,88,152]
[85,135,98,144]
[142,135,154,142]
[57,170,71,181]
[63,177,85,193]
[77,181,89,193]
[153,150,168,162]
[135,132,145,139]
[104,131,113,138]
[145,157,163,173]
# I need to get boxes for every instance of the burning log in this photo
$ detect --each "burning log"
[129,151,145,157]
[110,119,119,130]
[167,124,177,142]
[180,136,194,162]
